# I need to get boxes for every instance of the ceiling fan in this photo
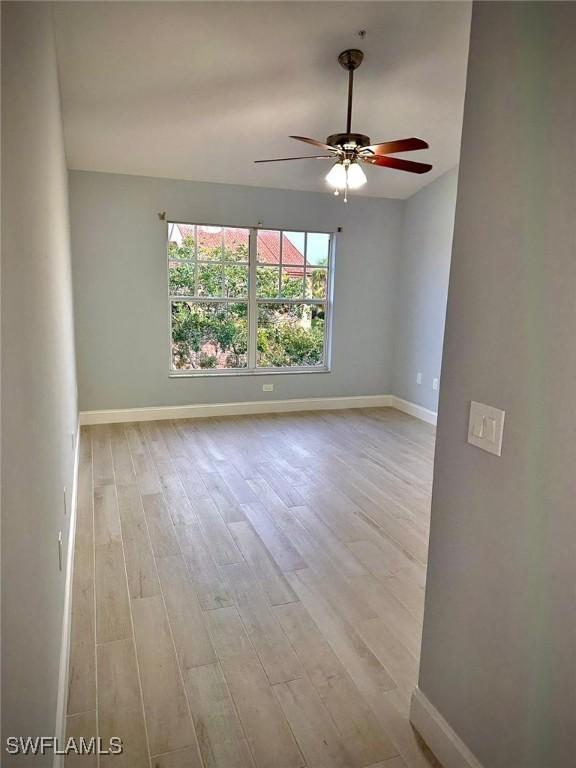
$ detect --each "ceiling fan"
[255,48,432,201]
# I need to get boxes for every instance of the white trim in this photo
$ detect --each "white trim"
[54,423,81,768]
[80,395,394,425]
[410,688,485,768]
[390,396,437,426]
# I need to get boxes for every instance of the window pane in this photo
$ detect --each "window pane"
[281,267,304,298]
[283,232,306,266]
[224,264,249,298]
[171,302,248,370]
[257,303,325,368]
[256,265,280,298]
[197,226,223,261]
[223,227,249,262]
[305,268,327,299]
[257,229,281,265]
[169,260,195,296]
[197,264,224,297]
[306,232,330,266]
[168,223,196,260]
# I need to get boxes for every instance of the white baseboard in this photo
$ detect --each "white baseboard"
[410,688,484,768]
[79,394,394,425]
[390,396,437,426]
[54,423,81,768]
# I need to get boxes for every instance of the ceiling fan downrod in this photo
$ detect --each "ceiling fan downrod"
[338,49,364,135]
[326,49,370,151]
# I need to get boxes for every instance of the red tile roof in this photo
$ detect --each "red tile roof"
[175,224,304,270]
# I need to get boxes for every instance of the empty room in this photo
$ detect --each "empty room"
[3,2,575,768]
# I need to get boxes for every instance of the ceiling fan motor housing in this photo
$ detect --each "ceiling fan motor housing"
[326,132,371,150]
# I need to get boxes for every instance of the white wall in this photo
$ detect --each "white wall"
[1,2,78,755]
[417,3,576,767]
[69,170,403,411]
[392,167,458,412]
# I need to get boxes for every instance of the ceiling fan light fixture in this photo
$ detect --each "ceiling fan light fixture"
[325,161,348,190]
[346,161,367,189]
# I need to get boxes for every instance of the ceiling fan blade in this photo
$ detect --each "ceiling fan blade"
[362,155,432,174]
[255,155,333,163]
[290,135,335,151]
[361,137,429,156]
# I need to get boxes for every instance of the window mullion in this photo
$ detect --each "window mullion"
[248,228,258,368]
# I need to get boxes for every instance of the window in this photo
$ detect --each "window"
[168,223,333,374]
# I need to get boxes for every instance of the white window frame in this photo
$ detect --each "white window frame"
[168,222,335,377]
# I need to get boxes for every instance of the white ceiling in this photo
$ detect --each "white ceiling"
[54,1,471,199]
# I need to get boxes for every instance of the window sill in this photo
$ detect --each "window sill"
[169,366,331,379]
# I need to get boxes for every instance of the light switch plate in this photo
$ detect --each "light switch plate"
[467,401,505,456]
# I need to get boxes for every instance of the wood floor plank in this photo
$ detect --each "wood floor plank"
[216,462,258,504]
[205,607,304,768]
[195,498,243,565]
[296,484,375,543]
[241,503,306,572]
[289,504,368,578]
[97,638,148,768]
[173,456,211,503]
[94,484,121,547]
[183,663,255,768]
[228,519,299,605]
[142,493,180,558]
[273,675,353,768]
[351,575,422,660]
[67,437,96,714]
[131,595,197,757]
[156,554,217,669]
[125,423,163,496]
[357,617,419,699]
[97,638,141,713]
[255,462,305,508]
[95,540,131,643]
[201,470,246,523]
[221,562,303,684]
[65,711,98,768]
[286,570,397,699]
[245,478,300,535]
[160,471,196,526]
[99,704,149,768]
[92,424,115,487]
[177,522,234,611]
[366,689,442,768]
[117,484,160,599]
[366,758,408,768]
[347,538,414,580]
[151,747,203,768]
[274,601,398,766]
[285,525,377,626]
[110,423,137,486]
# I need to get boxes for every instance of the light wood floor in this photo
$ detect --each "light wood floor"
[66,408,440,768]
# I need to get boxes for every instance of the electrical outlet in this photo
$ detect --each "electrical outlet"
[432,377,439,391]
[416,372,422,385]
[262,384,274,392]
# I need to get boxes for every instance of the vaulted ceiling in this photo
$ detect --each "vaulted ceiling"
[54,1,471,199]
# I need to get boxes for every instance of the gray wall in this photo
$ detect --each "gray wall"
[1,1,78,754]
[392,167,458,412]
[418,3,576,767]
[70,170,403,411]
